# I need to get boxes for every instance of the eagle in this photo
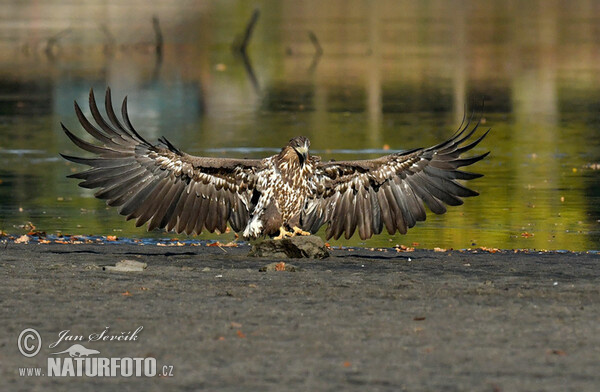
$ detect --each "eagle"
[61,88,489,241]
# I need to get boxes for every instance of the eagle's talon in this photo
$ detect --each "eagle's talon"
[292,226,311,236]
[273,226,294,240]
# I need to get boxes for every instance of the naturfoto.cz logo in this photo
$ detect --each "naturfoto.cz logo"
[17,327,174,378]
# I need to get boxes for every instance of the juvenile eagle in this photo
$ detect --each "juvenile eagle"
[62,89,489,240]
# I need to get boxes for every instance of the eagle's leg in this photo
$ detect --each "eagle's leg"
[292,226,311,236]
[273,226,294,240]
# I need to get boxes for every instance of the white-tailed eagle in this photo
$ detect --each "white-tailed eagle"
[62,89,489,240]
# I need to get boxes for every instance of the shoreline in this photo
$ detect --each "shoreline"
[2,232,599,255]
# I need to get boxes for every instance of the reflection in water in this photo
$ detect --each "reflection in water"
[0,1,599,250]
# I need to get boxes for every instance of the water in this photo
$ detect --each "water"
[1,1,599,251]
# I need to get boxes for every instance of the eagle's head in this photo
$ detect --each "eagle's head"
[287,136,310,165]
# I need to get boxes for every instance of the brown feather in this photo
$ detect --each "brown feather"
[176,189,198,234]
[134,178,172,227]
[369,187,383,235]
[376,186,395,235]
[184,193,202,235]
[148,181,183,231]
[204,189,219,232]
[195,186,211,234]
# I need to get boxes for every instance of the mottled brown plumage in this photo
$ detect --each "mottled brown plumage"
[62,88,489,240]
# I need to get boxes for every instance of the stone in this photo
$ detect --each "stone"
[249,235,329,259]
[259,262,298,272]
[103,259,147,272]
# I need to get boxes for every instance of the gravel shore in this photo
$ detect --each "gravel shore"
[2,241,599,391]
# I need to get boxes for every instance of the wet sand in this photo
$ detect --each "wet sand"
[1,241,599,391]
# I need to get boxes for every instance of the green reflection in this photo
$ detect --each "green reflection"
[0,0,599,250]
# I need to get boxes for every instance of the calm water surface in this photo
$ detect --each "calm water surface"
[1,1,599,250]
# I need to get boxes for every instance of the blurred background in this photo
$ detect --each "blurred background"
[0,0,599,250]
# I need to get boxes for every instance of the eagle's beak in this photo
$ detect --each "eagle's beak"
[295,145,308,162]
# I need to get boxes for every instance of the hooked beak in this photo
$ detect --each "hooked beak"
[295,145,309,163]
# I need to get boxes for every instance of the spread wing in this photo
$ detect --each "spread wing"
[301,117,490,240]
[61,88,264,235]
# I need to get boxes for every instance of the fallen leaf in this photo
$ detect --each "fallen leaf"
[548,349,567,356]
[395,244,415,252]
[106,235,118,241]
[275,262,286,271]
[121,291,132,296]
[521,232,534,238]
[259,262,297,272]
[480,247,499,253]
[14,235,30,244]
[231,322,242,329]
[413,316,426,321]
[236,330,246,338]
[343,361,351,368]
[434,247,446,252]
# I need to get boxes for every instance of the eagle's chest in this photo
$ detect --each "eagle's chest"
[264,160,312,220]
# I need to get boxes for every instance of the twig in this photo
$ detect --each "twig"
[308,31,323,56]
[152,15,164,80]
[240,50,260,93]
[152,16,163,58]
[307,31,323,74]
[233,8,260,53]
